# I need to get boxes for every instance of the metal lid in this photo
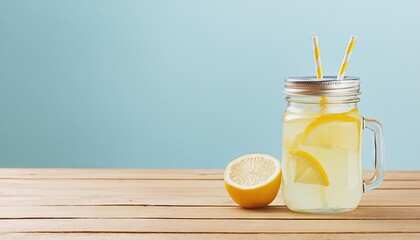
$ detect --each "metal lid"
[284,76,360,96]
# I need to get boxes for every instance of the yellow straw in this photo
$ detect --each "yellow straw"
[312,36,327,108]
[337,35,357,80]
[312,36,323,79]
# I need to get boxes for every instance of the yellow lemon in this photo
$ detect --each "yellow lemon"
[289,149,329,186]
[302,113,361,151]
[224,154,281,208]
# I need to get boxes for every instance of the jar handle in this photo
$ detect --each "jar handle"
[362,118,385,193]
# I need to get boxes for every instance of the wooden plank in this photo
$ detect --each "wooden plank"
[0,169,223,180]
[0,179,418,191]
[2,233,420,240]
[0,180,419,206]
[0,169,418,181]
[0,190,419,207]
[0,206,419,220]
[1,219,420,233]
[377,180,420,189]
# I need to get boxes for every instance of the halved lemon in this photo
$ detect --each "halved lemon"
[289,150,329,186]
[224,154,281,208]
[302,114,361,151]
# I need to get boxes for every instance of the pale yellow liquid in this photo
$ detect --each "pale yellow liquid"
[282,106,363,213]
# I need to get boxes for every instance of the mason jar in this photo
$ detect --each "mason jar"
[281,76,384,214]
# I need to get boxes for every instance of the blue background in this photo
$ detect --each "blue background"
[1,0,419,169]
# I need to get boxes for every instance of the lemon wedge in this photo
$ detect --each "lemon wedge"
[302,114,360,150]
[224,154,281,208]
[289,150,329,186]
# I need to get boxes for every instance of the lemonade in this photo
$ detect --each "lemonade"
[282,103,363,213]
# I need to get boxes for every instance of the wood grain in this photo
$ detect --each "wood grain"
[1,219,420,233]
[1,179,419,189]
[0,169,223,180]
[0,169,418,180]
[0,189,419,206]
[1,206,420,220]
[2,233,420,240]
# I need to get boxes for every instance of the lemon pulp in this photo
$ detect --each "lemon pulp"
[228,155,276,187]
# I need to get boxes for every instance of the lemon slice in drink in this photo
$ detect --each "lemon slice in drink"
[224,154,281,208]
[302,114,360,150]
[289,150,329,186]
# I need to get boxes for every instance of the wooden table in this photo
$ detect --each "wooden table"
[0,169,419,239]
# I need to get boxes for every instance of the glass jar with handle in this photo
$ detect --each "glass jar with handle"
[282,76,384,214]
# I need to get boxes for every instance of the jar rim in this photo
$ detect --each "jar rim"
[284,76,360,97]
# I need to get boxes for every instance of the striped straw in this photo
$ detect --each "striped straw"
[312,36,323,79]
[337,35,357,80]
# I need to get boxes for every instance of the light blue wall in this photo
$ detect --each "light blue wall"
[0,0,419,169]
